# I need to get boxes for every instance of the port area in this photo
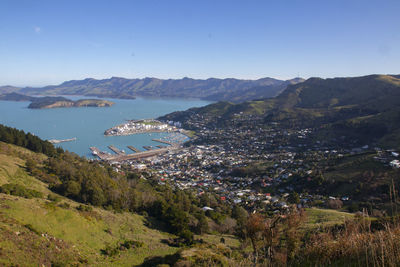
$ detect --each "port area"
[89,134,187,162]
[93,124,191,162]
[104,119,181,136]
[48,137,77,144]
[90,145,176,162]
[108,145,125,155]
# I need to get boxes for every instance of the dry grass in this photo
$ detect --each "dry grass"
[296,215,400,266]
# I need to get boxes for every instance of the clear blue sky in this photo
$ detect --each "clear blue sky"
[0,0,399,86]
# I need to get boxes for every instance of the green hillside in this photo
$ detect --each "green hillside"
[1,125,400,265]
[0,142,179,266]
[162,74,400,149]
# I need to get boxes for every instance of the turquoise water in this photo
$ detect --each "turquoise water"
[0,96,211,158]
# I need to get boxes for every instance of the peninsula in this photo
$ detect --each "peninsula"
[0,92,114,109]
[104,119,179,136]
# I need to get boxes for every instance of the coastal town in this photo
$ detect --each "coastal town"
[91,111,400,214]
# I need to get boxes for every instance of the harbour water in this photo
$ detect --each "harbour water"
[0,96,211,157]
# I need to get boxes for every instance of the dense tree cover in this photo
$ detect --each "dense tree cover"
[42,153,232,242]
[0,124,58,156]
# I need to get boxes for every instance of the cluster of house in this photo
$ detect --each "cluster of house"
[122,119,353,211]
[374,150,400,168]
[107,111,398,212]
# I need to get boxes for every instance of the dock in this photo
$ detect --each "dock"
[89,145,179,162]
[108,147,170,162]
[90,147,111,160]
[143,145,153,151]
[152,139,175,146]
[127,145,141,153]
[108,145,125,155]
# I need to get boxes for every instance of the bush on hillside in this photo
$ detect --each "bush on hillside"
[0,183,43,199]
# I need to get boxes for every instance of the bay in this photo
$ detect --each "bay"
[0,96,211,158]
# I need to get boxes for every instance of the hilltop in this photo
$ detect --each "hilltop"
[161,74,400,149]
[0,76,304,102]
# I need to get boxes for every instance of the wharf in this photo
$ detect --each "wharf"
[90,147,111,160]
[108,147,170,162]
[108,145,125,155]
[143,145,153,151]
[127,145,141,153]
[152,139,175,146]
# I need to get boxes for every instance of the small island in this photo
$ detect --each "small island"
[0,93,114,109]
[28,98,114,109]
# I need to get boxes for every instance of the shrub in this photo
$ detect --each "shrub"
[101,244,119,257]
[120,240,145,249]
[0,183,43,199]
[58,202,70,209]
[47,193,61,203]
[76,204,93,212]
[24,224,40,235]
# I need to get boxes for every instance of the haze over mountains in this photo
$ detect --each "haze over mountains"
[0,76,304,102]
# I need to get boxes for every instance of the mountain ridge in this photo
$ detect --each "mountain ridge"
[160,74,400,149]
[0,76,304,102]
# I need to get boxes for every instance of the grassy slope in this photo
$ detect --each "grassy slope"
[0,142,367,266]
[304,208,354,230]
[0,142,179,266]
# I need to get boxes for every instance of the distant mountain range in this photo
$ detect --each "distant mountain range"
[0,77,304,102]
[161,74,400,149]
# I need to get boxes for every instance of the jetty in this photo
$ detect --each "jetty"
[127,145,141,153]
[152,139,175,146]
[48,137,77,144]
[90,147,111,160]
[109,147,170,161]
[108,145,125,155]
[143,146,154,151]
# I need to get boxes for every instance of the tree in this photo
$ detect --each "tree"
[65,180,81,198]
[246,213,265,263]
[25,158,37,173]
[195,212,209,234]
[288,192,300,204]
